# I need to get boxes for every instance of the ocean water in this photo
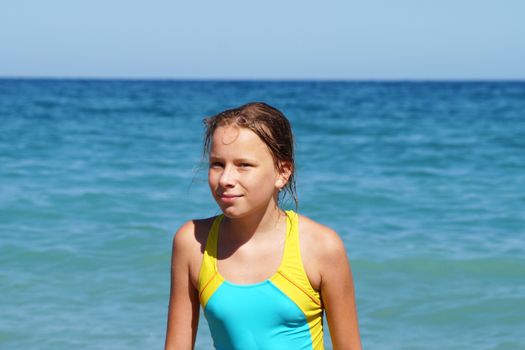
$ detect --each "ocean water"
[1,79,524,350]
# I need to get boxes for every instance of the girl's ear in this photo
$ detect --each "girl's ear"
[275,161,293,190]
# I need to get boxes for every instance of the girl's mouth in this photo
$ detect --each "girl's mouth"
[219,194,243,203]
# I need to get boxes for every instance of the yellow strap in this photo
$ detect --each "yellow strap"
[198,215,223,307]
[279,210,322,304]
[273,210,324,349]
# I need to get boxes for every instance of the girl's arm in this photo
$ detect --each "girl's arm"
[319,229,362,350]
[164,222,201,350]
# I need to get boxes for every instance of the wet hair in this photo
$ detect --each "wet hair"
[203,102,297,208]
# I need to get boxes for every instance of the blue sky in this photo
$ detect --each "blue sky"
[1,0,523,79]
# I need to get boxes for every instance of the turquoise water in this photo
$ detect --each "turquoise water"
[1,79,524,349]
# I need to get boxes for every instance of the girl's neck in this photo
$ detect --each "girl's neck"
[222,204,286,244]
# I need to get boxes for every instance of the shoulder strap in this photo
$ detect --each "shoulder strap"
[198,215,223,293]
[278,210,321,304]
[205,214,223,263]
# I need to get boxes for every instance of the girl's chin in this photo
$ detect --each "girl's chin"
[220,207,243,218]
[218,204,253,219]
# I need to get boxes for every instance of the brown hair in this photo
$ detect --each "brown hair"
[203,102,298,208]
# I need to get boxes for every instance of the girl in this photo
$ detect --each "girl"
[165,102,361,350]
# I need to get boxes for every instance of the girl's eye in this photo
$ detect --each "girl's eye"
[210,162,223,168]
[239,163,252,168]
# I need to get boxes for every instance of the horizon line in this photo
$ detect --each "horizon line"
[1,75,524,83]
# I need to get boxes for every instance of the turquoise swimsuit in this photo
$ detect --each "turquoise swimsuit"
[198,210,325,350]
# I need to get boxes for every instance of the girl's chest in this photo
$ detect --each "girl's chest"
[216,244,283,284]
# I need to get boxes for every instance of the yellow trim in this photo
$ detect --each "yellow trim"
[280,210,321,303]
[197,215,224,307]
[276,270,321,306]
[271,210,324,350]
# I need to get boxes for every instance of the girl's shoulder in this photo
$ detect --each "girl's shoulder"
[172,216,222,286]
[296,213,349,262]
[294,212,349,291]
[173,215,219,248]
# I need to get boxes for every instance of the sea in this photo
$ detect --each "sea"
[1,79,524,350]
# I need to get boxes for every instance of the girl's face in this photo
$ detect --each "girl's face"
[208,125,285,218]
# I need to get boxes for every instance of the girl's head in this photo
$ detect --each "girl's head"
[204,102,297,212]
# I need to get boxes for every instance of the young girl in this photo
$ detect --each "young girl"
[165,102,361,350]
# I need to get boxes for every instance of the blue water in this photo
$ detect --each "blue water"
[1,79,524,350]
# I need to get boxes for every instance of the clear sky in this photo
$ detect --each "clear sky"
[1,0,524,80]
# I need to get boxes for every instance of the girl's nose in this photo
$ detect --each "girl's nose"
[218,165,236,187]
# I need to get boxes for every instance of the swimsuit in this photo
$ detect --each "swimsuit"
[198,210,325,350]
